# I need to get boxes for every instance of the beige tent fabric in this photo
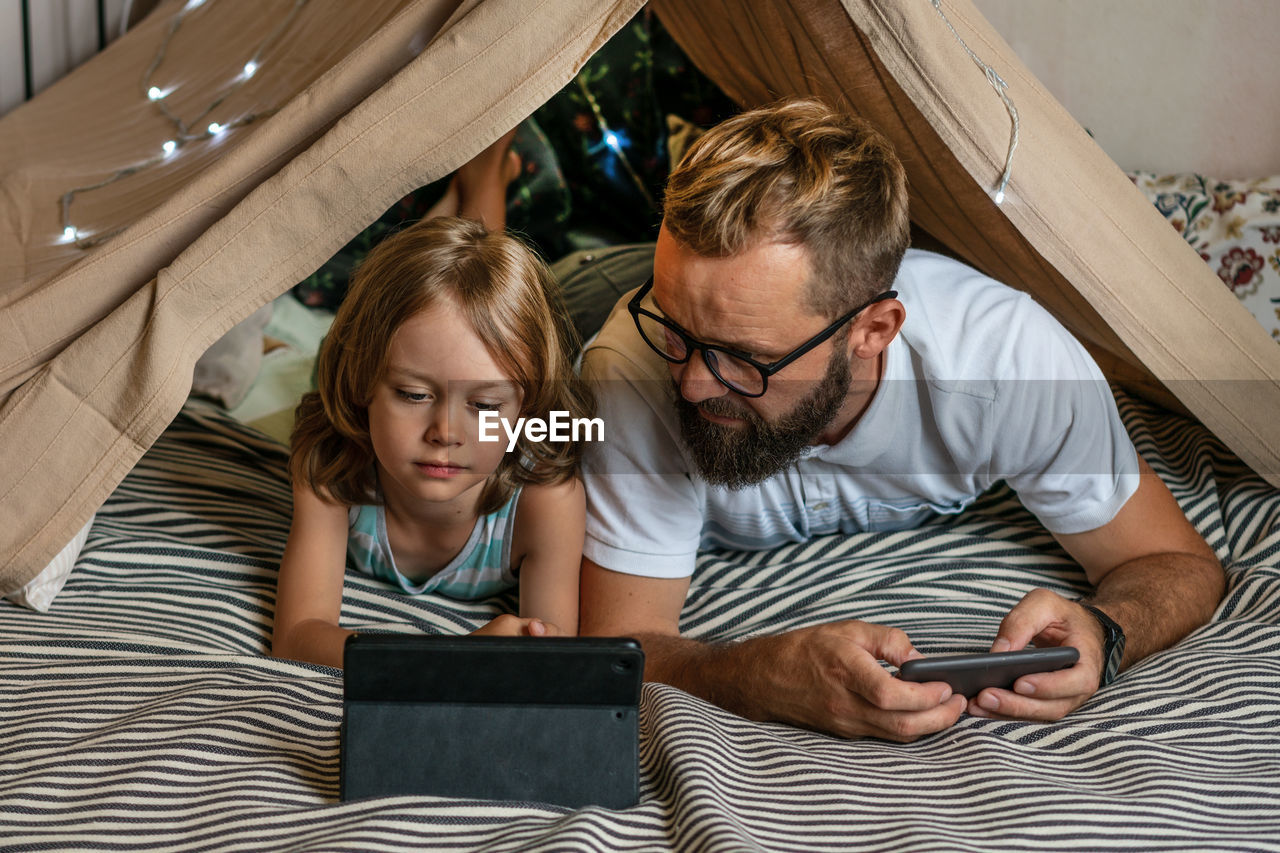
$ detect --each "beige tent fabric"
[2,0,433,392]
[0,0,644,591]
[655,0,1280,478]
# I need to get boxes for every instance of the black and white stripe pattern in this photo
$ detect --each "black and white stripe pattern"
[2,395,1279,851]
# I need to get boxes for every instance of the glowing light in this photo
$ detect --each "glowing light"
[62,0,307,251]
[603,131,621,151]
[993,189,1005,205]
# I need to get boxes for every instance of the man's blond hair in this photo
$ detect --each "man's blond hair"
[663,98,909,315]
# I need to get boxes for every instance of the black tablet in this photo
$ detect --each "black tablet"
[340,634,644,809]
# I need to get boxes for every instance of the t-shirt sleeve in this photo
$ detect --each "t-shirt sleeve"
[580,339,704,579]
[988,295,1140,534]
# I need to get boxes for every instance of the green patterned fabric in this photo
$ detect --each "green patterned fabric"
[290,10,734,311]
[529,8,737,256]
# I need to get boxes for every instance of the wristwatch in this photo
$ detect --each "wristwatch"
[1081,604,1125,688]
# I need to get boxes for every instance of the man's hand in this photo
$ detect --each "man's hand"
[967,456,1225,722]
[966,588,1105,721]
[745,621,968,740]
[580,558,966,740]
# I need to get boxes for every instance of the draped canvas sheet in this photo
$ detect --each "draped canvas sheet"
[653,0,1280,481]
[0,0,645,591]
[1,400,1278,850]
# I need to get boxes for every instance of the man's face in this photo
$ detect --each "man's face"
[674,343,852,488]
[651,226,870,487]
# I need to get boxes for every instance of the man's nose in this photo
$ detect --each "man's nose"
[672,353,728,405]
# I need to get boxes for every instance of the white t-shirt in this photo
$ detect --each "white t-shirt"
[580,249,1140,579]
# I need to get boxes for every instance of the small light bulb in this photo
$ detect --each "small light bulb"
[993,189,1005,205]
[185,0,207,9]
[162,140,177,156]
[63,226,77,242]
[207,122,223,135]
[147,86,163,101]
[604,131,620,151]
[243,61,259,79]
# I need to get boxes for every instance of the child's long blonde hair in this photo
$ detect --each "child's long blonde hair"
[290,216,594,515]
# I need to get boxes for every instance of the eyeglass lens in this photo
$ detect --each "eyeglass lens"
[634,309,766,395]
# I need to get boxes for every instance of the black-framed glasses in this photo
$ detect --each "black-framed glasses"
[628,277,897,397]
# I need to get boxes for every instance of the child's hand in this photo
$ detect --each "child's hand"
[472,614,562,637]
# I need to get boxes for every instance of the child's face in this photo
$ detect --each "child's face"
[367,298,522,514]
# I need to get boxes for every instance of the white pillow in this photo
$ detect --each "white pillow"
[4,515,94,611]
[191,302,274,409]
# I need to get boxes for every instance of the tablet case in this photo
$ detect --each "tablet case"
[341,635,643,809]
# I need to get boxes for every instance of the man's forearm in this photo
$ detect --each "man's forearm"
[634,631,767,720]
[631,622,965,739]
[1085,552,1224,668]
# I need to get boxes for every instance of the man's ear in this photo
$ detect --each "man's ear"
[848,297,905,361]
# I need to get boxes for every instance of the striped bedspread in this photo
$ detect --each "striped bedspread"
[2,395,1279,851]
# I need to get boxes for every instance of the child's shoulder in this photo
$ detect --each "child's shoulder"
[510,478,585,562]
[514,478,585,525]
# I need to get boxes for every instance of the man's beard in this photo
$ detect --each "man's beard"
[674,345,853,489]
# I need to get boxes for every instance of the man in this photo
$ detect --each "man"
[576,98,1223,741]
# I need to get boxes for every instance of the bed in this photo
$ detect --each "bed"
[5,2,1280,847]
[3,376,1280,850]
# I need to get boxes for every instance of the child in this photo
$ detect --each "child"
[271,214,594,668]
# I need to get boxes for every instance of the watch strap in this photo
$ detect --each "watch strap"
[1081,604,1125,688]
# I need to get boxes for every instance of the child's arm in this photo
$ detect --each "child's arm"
[272,481,352,668]
[513,477,586,635]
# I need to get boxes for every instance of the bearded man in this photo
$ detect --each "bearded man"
[576,98,1222,741]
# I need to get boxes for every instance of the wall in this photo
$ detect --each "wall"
[972,0,1280,178]
[0,0,134,116]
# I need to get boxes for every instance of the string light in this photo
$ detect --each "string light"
[575,77,654,210]
[930,0,1019,206]
[60,0,308,248]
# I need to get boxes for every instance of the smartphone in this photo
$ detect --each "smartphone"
[897,646,1080,696]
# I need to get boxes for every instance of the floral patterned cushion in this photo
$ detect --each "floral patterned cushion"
[1130,171,1280,340]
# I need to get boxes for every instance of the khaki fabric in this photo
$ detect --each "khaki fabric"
[655,0,1280,477]
[0,0,644,591]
